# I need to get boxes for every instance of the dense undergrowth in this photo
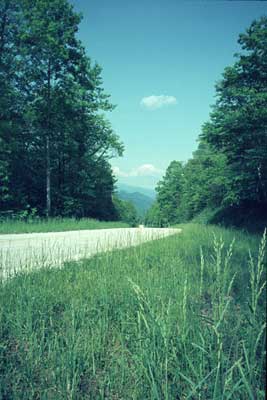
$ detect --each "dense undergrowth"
[191,204,267,234]
[0,224,266,399]
[0,218,129,234]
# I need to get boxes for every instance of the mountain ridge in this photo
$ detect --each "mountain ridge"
[116,189,155,217]
[116,183,156,199]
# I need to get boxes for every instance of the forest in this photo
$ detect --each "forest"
[0,1,266,231]
[0,0,128,221]
[146,17,267,232]
[0,2,266,398]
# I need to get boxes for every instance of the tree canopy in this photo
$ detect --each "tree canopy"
[0,0,123,219]
[202,17,267,206]
[146,17,267,231]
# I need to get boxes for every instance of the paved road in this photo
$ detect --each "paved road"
[0,227,181,279]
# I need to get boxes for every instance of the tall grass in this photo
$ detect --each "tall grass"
[0,217,129,234]
[0,224,265,399]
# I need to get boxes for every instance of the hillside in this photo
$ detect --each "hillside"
[117,183,156,199]
[117,190,154,217]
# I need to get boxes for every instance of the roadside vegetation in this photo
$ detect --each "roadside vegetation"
[0,0,125,221]
[145,18,267,233]
[0,3,266,399]
[0,224,266,399]
[0,217,129,235]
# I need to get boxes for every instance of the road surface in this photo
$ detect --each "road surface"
[0,227,181,279]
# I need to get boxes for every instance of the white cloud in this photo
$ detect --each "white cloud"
[112,166,129,177]
[132,164,163,176]
[112,164,163,177]
[140,95,177,110]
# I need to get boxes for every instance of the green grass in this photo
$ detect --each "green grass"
[190,204,267,234]
[0,217,129,234]
[0,223,266,399]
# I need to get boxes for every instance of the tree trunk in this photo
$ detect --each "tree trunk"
[0,2,9,63]
[46,59,51,217]
[46,135,51,217]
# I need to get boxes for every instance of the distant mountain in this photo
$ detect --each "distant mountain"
[117,190,155,217]
[116,183,156,199]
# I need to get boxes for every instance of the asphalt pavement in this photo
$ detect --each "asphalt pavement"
[0,227,181,279]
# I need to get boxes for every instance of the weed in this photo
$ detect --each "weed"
[0,224,265,398]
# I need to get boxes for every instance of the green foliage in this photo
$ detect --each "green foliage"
[201,17,267,206]
[147,147,230,226]
[156,161,185,224]
[181,143,230,220]
[145,161,186,226]
[117,190,154,217]
[0,217,128,234]
[146,18,267,231]
[0,0,123,219]
[113,196,139,226]
[0,224,265,398]
[209,202,267,234]
[145,201,165,226]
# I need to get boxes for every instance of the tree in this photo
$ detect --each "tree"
[0,0,24,212]
[0,0,123,219]
[201,17,267,206]
[113,196,138,226]
[180,142,230,220]
[19,0,95,216]
[144,201,164,227]
[149,144,229,224]
[156,161,185,224]
[145,18,267,230]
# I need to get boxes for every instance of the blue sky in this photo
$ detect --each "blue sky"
[72,0,267,189]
